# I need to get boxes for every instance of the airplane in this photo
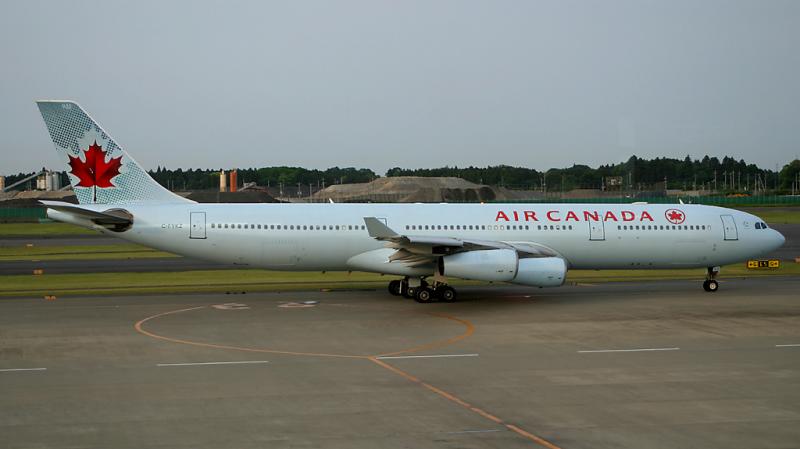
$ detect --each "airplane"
[34,100,786,302]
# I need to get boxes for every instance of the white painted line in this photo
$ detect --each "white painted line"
[446,429,503,435]
[578,347,680,353]
[376,354,479,360]
[0,367,47,372]
[775,344,800,348]
[157,360,270,367]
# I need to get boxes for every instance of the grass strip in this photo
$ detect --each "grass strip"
[0,222,98,237]
[2,264,798,298]
[0,244,175,261]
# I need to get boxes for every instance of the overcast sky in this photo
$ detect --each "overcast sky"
[1,0,798,176]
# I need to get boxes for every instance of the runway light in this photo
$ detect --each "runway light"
[44,295,56,301]
[33,269,44,275]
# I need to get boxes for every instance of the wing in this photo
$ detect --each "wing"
[363,217,557,267]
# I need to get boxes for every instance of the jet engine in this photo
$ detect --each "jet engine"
[441,249,566,287]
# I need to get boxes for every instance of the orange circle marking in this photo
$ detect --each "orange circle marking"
[134,306,473,359]
[134,305,561,448]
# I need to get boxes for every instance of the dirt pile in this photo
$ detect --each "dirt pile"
[313,177,501,203]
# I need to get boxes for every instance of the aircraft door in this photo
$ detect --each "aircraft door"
[589,220,605,241]
[720,214,738,240]
[190,212,207,239]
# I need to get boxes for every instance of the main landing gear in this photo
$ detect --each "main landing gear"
[702,266,720,292]
[388,278,457,303]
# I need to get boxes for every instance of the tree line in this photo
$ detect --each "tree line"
[387,155,788,192]
[3,156,799,193]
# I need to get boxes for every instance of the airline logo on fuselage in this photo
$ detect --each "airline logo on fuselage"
[664,209,686,224]
[495,209,657,222]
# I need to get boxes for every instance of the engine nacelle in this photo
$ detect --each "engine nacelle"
[442,249,518,282]
[512,257,567,287]
[442,249,567,287]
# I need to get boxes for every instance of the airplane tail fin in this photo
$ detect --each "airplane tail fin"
[36,100,192,205]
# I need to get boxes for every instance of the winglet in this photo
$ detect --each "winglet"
[364,217,399,239]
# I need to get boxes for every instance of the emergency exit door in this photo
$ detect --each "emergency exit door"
[190,212,207,239]
[589,220,605,241]
[720,214,738,240]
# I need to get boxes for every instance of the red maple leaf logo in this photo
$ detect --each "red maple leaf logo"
[68,141,122,188]
[665,209,685,224]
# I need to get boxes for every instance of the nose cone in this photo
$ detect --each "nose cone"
[773,229,786,249]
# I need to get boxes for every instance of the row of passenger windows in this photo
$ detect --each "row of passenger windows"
[210,223,367,231]
[617,224,707,231]
[405,224,546,231]
[209,222,708,232]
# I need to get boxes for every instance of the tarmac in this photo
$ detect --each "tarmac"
[2,278,799,449]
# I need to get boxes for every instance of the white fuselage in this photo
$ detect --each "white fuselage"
[72,202,785,273]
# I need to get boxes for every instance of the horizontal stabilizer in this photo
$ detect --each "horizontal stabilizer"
[40,200,133,230]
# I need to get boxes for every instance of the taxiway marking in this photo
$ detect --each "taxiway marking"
[369,356,563,449]
[775,344,800,348]
[157,360,269,367]
[578,347,680,353]
[136,306,558,448]
[376,353,479,360]
[446,429,503,435]
[0,367,47,372]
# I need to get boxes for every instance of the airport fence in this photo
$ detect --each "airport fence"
[488,195,800,206]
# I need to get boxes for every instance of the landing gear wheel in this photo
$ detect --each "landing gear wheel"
[437,286,457,302]
[405,287,416,299]
[704,267,720,293]
[388,280,402,296]
[414,287,434,303]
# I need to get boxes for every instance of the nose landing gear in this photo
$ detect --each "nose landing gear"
[703,266,720,292]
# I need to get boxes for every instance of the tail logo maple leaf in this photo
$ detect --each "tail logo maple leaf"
[68,141,123,188]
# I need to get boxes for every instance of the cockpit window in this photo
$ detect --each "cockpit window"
[755,222,762,229]
[762,222,768,229]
